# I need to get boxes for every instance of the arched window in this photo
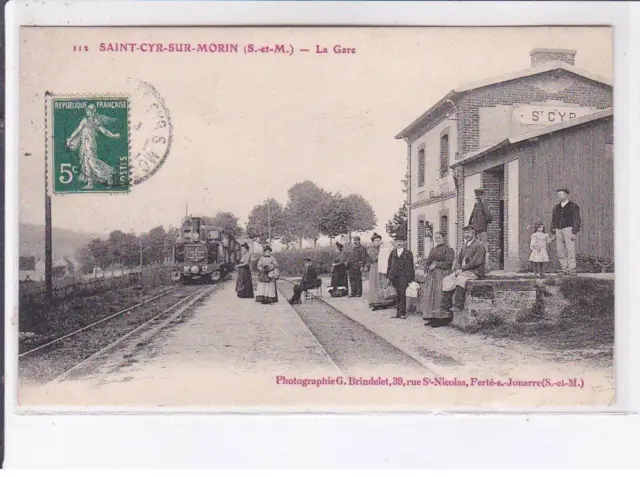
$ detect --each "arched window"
[418,147,426,187]
[439,215,449,237]
[439,134,450,178]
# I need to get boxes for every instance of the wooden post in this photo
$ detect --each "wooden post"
[27,150,53,304]
[44,194,53,303]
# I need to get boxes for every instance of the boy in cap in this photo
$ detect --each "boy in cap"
[468,188,493,271]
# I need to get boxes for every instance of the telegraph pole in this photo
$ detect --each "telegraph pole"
[267,200,272,244]
[45,192,52,301]
[27,152,53,303]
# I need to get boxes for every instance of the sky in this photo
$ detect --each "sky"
[19,27,613,240]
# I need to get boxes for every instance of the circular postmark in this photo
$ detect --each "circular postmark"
[126,78,173,185]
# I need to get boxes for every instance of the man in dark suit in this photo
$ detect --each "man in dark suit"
[386,239,415,319]
[468,188,493,270]
[346,236,367,297]
[440,225,486,319]
[288,258,322,304]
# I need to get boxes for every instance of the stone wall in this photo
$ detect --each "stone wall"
[452,278,570,331]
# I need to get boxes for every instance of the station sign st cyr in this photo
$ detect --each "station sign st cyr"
[513,105,596,126]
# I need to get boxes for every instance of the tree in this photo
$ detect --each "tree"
[163,226,180,264]
[76,244,96,275]
[147,226,168,265]
[343,193,377,238]
[204,212,243,238]
[317,193,353,244]
[107,230,128,267]
[386,202,408,240]
[120,233,140,270]
[246,199,288,242]
[88,238,115,275]
[285,181,332,248]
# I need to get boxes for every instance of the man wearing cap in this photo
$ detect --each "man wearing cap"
[288,257,322,305]
[468,188,493,270]
[439,225,486,318]
[386,239,415,319]
[346,236,367,297]
[551,188,581,275]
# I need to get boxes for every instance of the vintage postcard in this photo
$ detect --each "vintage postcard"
[16,26,615,411]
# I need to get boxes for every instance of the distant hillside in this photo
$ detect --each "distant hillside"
[19,223,103,262]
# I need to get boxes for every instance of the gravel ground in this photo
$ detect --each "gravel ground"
[19,275,614,409]
[325,279,615,407]
[277,280,434,376]
[19,284,207,384]
[60,285,214,383]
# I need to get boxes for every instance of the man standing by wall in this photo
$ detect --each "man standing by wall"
[346,236,367,297]
[468,188,493,271]
[551,188,581,275]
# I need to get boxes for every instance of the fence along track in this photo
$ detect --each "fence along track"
[50,285,211,383]
[19,287,175,358]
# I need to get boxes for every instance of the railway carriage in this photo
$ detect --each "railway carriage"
[171,216,238,284]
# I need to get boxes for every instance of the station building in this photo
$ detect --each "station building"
[395,48,613,271]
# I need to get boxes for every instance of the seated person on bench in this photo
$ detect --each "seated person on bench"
[288,257,322,304]
[440,225,486,316]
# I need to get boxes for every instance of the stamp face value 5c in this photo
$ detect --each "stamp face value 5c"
[52,97,130,193]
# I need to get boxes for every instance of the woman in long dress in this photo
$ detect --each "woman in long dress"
[420,231,455,322]
[255,246,279,304]
[65,103,121,190]
[329,242,349,297]
[365,233,383,305]
[236,243,254,298]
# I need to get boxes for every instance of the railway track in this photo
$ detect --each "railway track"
[277,278,442,378]
[19,287,176,358]
[19,284,212,384]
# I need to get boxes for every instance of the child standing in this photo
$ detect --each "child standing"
[530,222,553,277]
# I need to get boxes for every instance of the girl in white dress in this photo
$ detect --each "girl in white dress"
[529,222,554,277]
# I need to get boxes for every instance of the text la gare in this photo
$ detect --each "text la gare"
[316,44,356,54]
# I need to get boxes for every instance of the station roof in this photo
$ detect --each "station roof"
[451,107,613,168]
[394,61,612,140]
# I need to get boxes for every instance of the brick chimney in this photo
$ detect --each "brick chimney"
[530,48,576,68]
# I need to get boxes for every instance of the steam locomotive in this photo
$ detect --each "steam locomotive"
[171,216,240,284]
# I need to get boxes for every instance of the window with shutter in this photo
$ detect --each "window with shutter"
[440,215,449,237]
[440,134,449,178]
[418,148,426,187]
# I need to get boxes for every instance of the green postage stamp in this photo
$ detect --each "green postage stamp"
[51,97,130,193]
